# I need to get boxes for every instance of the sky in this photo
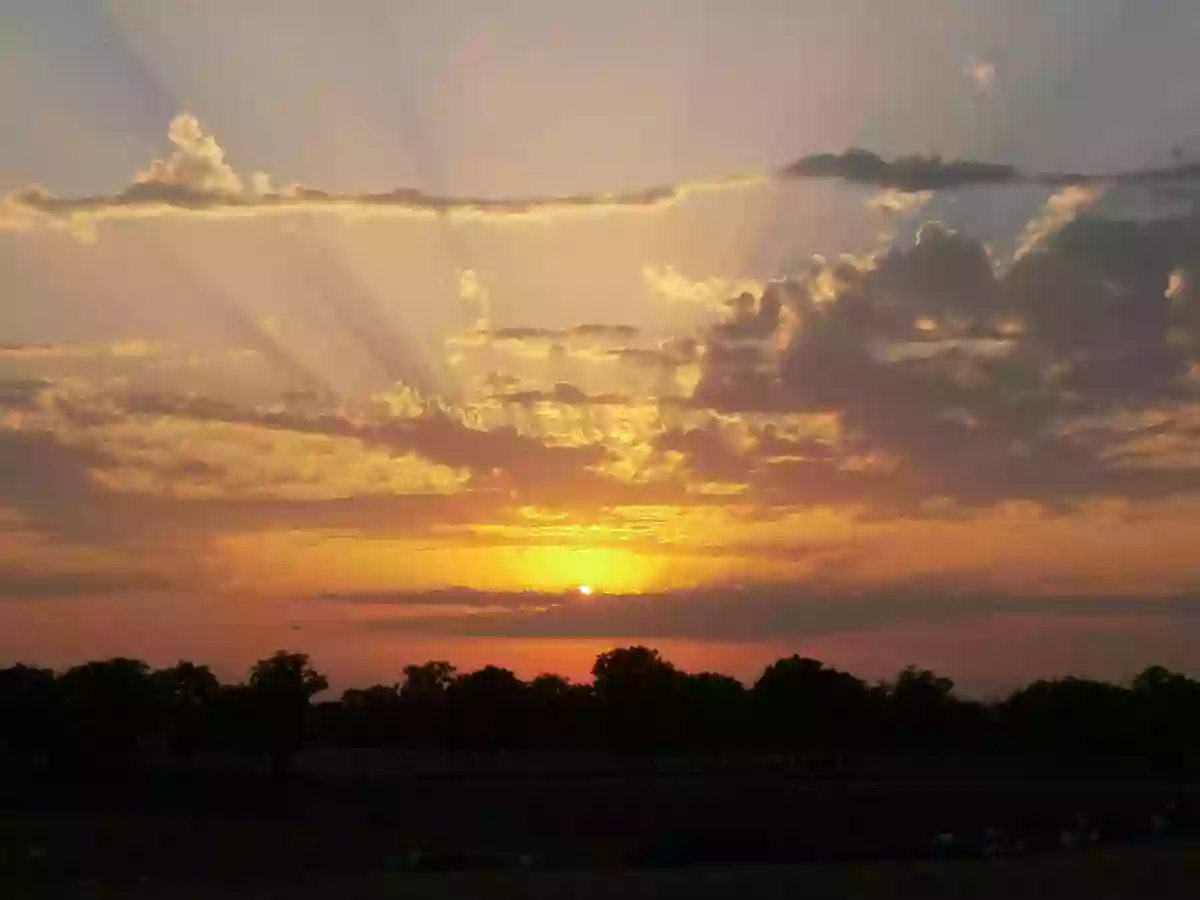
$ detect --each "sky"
[4,1,1200,694]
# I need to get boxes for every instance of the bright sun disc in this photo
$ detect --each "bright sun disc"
[578,584,593,596]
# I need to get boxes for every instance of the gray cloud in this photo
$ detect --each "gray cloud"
[0,378,52,411]
[686,211,1200,512]
[362,583,1200,642]
[71,389,609,477]
[7,114,1200,236]
[0,567,173,601]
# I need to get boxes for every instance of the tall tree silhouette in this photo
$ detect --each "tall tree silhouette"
[528,673,592,749]
[752,656,875,761]
[338,683,401,746]
[56,658,156,770]
[154,661,221,764]
[447,666,528,749]
[247,651,328,777]
[1130,666,1200,778]
[399,660,457,748]
[0,664,57,762]
[884,666,968,753]
[592,646,683,753]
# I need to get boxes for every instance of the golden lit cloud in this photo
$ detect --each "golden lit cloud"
[1012,184,1105,262]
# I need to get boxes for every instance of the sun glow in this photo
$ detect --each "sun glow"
[578,584,594,596]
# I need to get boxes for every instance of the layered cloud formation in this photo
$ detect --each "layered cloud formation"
[4,113,1200,683]
[5,114,1200,235]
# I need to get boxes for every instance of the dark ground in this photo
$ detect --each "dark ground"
[2,752,1197,894]
[9,846,1200,900]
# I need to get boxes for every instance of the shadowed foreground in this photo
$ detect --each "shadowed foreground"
[4,648,1199,893]
[9,843,1200,900]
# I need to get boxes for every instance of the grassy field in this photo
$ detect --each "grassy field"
[7,843,1200,900]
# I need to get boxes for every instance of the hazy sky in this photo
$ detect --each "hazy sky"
[4,1,1200,692]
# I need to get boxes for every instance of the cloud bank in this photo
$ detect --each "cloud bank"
[5,114,1200,235]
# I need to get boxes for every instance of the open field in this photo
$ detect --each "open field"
[7,843,1200,900]
[2,755,1197,882]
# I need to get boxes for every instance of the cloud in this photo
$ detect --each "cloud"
[684,210,1200,513]
[642,265,765,313]
[0,114,731,233]
[1013,185,1105,262]
[484,324,640,344]
[457,268,490,330]
[0,339,177,362]
[134,112,248,196]
[494,382,632,407]
[49,386,609,481]
[0,378,51,411]
[8,113,1200,237]
[0,419,495,543]
[362,581,1200,642]
[11,202,1196,535]
[779,149,1020,191]
[866,189,934,215]
[0,566,173,601]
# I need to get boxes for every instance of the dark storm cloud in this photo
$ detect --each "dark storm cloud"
[685,212,1200,513]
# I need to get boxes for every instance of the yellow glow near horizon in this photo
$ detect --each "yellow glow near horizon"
[510,544,660,594]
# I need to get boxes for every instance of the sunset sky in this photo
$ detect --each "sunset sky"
[4,1,1200,693]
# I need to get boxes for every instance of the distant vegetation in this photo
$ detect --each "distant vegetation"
[2,648,1198,779]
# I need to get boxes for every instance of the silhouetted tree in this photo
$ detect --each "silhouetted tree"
[592,646,683,753]
[56,658,157,770]
[338,684,401,746]
[752,656,875,763]
[401,661,457,697]
[388,660,454,747]
[883,666,964,753]
[1001,676,1134,766]
[0,664,57,762]
[247,651,328,776]
[4,646,1197,782]
[528,673,593,749]
[154,661,221,764]
[679,672,747,753]
[1129,666,1200,779]
[447,666,528,749]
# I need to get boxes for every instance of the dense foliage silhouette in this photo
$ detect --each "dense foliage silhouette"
[1,648,1198,779]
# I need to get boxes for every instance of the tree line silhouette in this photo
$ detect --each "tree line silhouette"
[2,648,1198,779]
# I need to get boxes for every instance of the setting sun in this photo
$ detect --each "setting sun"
[5,0,1200,699]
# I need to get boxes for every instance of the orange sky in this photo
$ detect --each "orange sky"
[4,3,1200,691]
